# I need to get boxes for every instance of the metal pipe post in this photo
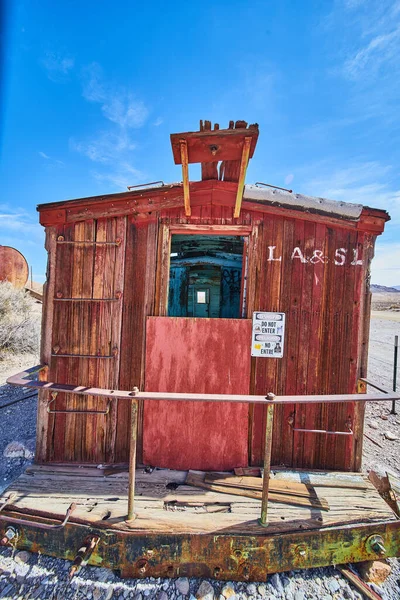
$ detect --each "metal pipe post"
[391,335,398,415]
[259,393,275,527]
[127,397,139,521]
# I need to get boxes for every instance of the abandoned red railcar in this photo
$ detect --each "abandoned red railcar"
[2,121,398,580]
[34,120,388,472]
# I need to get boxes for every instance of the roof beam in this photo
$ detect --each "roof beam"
[179,139,191,216]
[234,136,252,218]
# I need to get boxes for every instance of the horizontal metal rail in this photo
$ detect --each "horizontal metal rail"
[56,238,122,246]
[5,366,400,529]
[53,297,120,302]
[292,427,353,436]
[51,353,116,359]
[7,367,400,405]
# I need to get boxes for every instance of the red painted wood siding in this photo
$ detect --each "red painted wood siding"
[143,317,252,470]
[37,194,376,471]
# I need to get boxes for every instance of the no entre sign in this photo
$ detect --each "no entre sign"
[251,312,285,358]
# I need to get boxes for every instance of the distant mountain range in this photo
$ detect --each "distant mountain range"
[371,284,400,293]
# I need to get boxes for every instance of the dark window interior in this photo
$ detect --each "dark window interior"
[168,235,244,318]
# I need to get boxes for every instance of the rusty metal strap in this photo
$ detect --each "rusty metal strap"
[292,428,353,436]
[47,392,112,415]
[53,297,120,302]
[56,238,122,246]
[6,367,400,405]
[0,493,17,513]
[0,503,76,530]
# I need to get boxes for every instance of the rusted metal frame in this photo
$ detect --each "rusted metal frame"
[51,353,116,359]
[0,493,17,513]
[7,367,400,405]
[69,535,101,578]
[127,181,164,190]
[336,565,383,600]
[53,297,120,302]
[127,396,139,521]
[1,517,399,580]
[180,139,191,216]
[0,503,76,530]
[234,136,252,218]
[259,395,275,526]
[292,428,353,436]
[47,392,112,415]
[56,239,122,246]
[359,377,393,394]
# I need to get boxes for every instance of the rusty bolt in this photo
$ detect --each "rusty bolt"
[296,544,307,557]
[0,527,17,546]
[166,565,174,577]
[366,534,386,556]
[266,392,276,401]
[213,566,222,578]
[241,565,251,580]
[56,291,63,298]
[115,291,123,299]
[57,236,65,242]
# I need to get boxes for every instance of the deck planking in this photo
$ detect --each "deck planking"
[0,467,395,537]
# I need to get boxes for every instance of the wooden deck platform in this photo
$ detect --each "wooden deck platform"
[0,466,399,580]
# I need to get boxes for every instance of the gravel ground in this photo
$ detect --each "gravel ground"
[0,313,399,599]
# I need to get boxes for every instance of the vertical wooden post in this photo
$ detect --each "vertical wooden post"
[259,393,275,527]
[179,139,191,217]
[391,335,398,415]
[127,396,139,521]
[234,136,252,218]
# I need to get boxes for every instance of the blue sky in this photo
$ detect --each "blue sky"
[1,0,399,285]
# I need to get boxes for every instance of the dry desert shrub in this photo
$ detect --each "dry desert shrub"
[0,281,41,358]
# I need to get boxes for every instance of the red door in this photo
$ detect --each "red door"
[143,317,252,470]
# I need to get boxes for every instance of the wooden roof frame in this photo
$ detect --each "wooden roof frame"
[171,123,259,217]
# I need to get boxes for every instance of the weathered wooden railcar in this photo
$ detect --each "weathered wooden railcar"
[35,121,388,472]
[2,121,399,580]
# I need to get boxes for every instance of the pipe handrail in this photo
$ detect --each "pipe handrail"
[5,366,398,529]
[7,366,400,405]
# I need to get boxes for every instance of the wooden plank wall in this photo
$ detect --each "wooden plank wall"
[39,202,370,471]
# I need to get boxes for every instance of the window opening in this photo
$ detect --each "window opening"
[168,234,245,318]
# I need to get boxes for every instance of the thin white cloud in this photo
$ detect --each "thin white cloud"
[300,160,400,286]
[82,62,148,128]
[71,63,148,190]
[284,174,294,186]
[306,161,400,219]
[70,130,135,164]
[41,52,74,82]
[0,205,43,241]
[92,163,144,190]
[38,151,64,166]
[153,117,163,127]
[344,27,400,80]
[371,241,400,286]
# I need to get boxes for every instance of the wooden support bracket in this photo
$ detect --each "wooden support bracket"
[234,136,252,218]
[179,139,191,216]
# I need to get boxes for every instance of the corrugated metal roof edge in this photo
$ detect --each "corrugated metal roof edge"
[244,184,363,221]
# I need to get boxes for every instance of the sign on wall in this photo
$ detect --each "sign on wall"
[251,312,286,358]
